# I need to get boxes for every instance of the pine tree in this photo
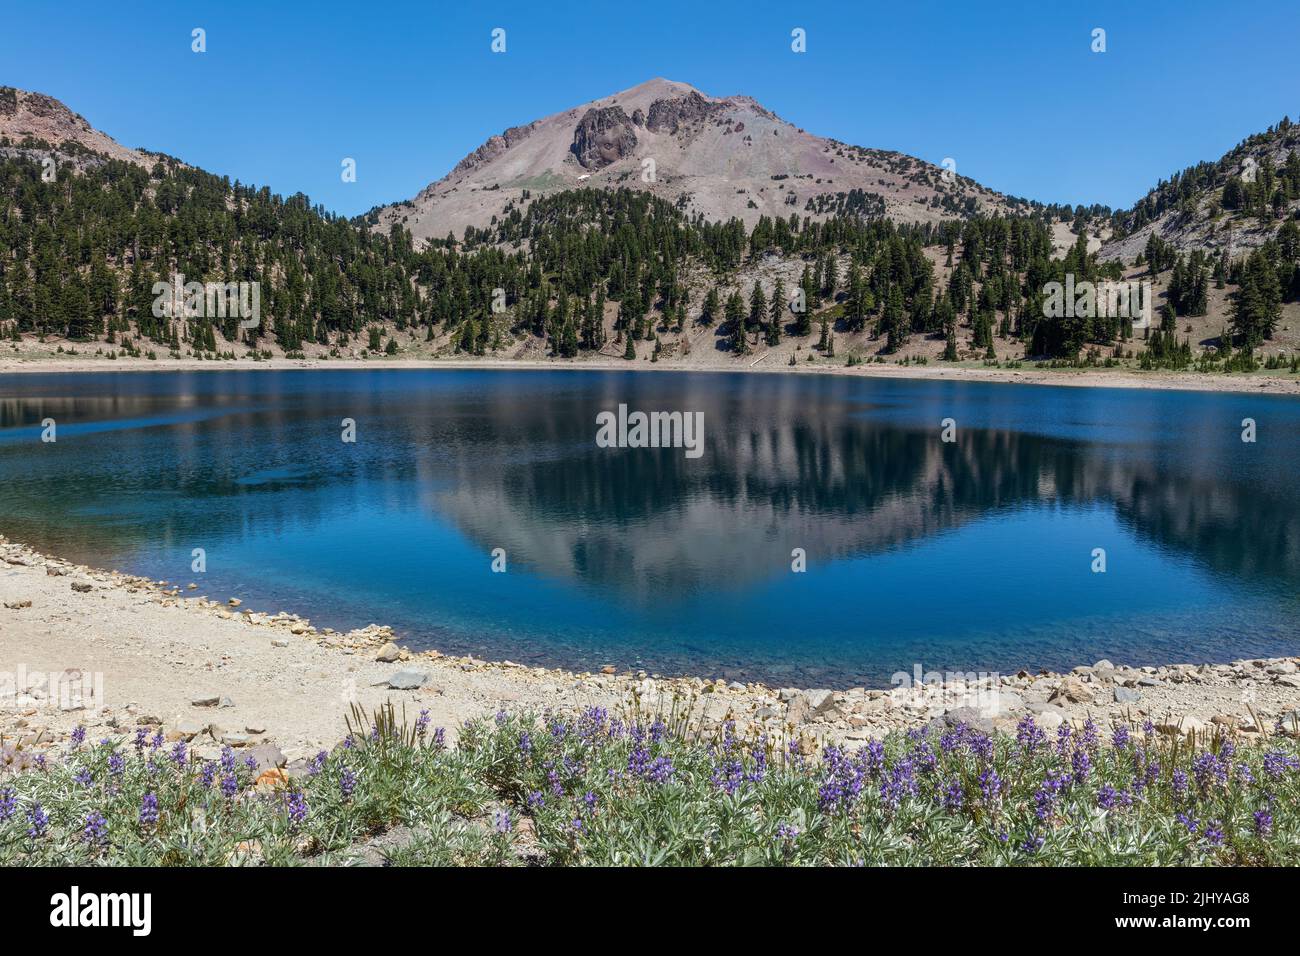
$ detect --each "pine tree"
[726,290,748,355]
[768,278,785,344]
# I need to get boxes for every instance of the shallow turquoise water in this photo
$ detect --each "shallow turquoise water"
[1,368,1297,686]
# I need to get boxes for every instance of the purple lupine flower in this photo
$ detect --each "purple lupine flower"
[1263,750,1299,779]
[776,823,800,842]
[1204,821,1224,846]
[977,766,1002,807]
[27,803,49,838]
[82,811,108,845]
[220,746,236,773]
[1080,718,1100,751]
[1055,722,1072,756]
[1254,809,1273,836]
[139,792,159,826]
[526,790,544,809]
[286,790,308,825]
[1192,751,1223,791]
[1016,715,1046,754]
[243,755,257,773]
[340,766,356,799]
[73,767,93,787]
[220,773,238,798]
[170,741,187,766]
[415,709,430,738]
[150,730,164,751]
[309,751,327,776]
[1020,833,1044,854]
[493,809,512,834]
[0,788,15,821]
[943,778,964,812]
[518,732,532,755]
[583,791,597,811]
[627,745,650,777]
[1176,812,1198,834]
[1172,770,1189,797]
[1112,725,1130,750]
[108,750,125,777]
[70,726,86,749]
[432,727,446,750]
[1097,785,1117,810]
[647,756,675,784]
[200,761,216,789]
[1071,747,1091,784]
[1034,769,1066,821]
[134,728,148,752]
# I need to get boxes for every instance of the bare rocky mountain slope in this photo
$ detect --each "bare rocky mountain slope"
[0,86,163,169]
[1101,117,1300,263]
[370,78,1035,245]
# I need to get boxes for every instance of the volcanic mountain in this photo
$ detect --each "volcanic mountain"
[370,78,1035,245]
[0,86,164,169]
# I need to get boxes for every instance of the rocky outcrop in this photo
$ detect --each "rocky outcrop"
[570,106,637,170]
[0,86,156,167]
[645,91,722,134]
[448,122,538,179]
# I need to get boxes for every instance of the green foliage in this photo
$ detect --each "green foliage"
[3,707,1299,867]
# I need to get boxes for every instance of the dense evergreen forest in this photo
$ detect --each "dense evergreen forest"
[1,137,1298,367]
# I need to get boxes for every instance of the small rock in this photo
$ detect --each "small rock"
[1157,715,1208,736]
[375,642,403,663]
[1035,709,1065,732]
[384,668,429,690]
[191,695,221,708]
[1113,687,1142,705]
[228,598,242,607]
[1048,677,1095,705]
[246,742,286,770]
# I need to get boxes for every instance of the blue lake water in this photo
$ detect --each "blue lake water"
[1,368,1297,686]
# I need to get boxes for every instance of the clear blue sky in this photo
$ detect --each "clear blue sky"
[3,0,1295,218]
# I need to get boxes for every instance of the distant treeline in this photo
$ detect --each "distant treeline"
[0,142,1296,366]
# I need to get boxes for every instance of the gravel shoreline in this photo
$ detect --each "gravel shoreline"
[3,354,1300,395]
[3,536,1298,773]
